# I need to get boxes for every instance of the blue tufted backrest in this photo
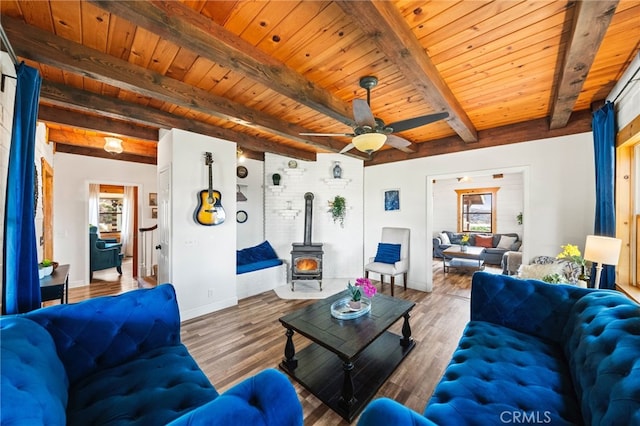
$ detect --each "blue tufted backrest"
[23,284,181,385]
[562,291,640,425]
[1,317,69,425]
[471,272,593,343]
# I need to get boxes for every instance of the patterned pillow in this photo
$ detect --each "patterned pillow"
[374,243,401,264]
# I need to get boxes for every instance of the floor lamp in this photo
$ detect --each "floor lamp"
[583,235,622,288]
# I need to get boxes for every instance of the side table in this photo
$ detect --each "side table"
[40,264,70,304]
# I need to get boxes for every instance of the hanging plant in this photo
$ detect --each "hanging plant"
[328,195,346,227]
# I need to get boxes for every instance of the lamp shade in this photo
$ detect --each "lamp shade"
[104,137,123,154]
[352,133,386,153]
[583,235,622,265]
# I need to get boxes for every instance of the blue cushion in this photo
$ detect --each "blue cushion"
[67,344,218,426]
[237,241,279,266]
[24,284,181,385]
[562,292,640,425]
[237,258,283,275]
[374,243,401,264]
[424,321,581,425]
[0,317,69,425]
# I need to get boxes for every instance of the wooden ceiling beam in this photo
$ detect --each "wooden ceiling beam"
[335,0,478,143]
[39,80,317,161]
[549,0,619,129]
[367,110,593,166]
[88,0,355,126]
[38,105,158,142]
[54,144,157,165]
[3,16,365,160]
[47,128,157,157]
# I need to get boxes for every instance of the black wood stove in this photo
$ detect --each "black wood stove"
[290,192,323,291]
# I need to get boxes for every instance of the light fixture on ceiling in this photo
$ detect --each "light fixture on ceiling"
[583,235,622,288]
[352,133,386,154]
[457,176,471,183]
[104,137,123,154]
[237,148,246,163]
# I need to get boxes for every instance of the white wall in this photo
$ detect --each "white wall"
[236,158,264,248]
[364,132,595,292]
[433,172,524,235]
[265,152,364,280]
[53,153,157,287]
[157,129,237,321]
[34,122,54,262]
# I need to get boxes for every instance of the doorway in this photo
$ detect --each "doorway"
[426,167,529,291]
[88,183,139,283]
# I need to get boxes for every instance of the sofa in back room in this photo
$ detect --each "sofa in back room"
[433,231,521,264]
[357,272,640,426]
[1,284,303,426]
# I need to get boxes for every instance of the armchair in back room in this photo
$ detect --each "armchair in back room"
[89,225,123,280]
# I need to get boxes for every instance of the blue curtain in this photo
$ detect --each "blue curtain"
[591,101,616,289]
[2,63,42,314]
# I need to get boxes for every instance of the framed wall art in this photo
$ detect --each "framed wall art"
[149,192,157,206]
[151,207,158,219]
[384,189,400,211]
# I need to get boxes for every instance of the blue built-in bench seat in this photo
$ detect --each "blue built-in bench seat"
[237,241,287,299]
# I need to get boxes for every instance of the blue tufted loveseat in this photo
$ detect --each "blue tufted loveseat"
[0,284,302,426]
[358,272,640,425]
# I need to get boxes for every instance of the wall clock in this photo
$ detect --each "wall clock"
[236,165,248,178]
[236,210,248,223]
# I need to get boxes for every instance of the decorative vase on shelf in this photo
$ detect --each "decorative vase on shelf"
[332,161,342,179]
[272,173,281,186]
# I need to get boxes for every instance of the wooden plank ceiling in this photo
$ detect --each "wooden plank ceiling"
[1,0,638,165]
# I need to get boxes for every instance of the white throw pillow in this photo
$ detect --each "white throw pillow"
[439,232,451,245]
[497,235,517,250]
[518,262,564,280]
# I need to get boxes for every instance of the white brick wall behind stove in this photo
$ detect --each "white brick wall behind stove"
[264,153,364,279]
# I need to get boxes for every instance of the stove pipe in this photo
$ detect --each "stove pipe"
[303,192,313,246]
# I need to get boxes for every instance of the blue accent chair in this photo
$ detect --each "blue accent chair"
[358,272,640,426]
[0,284,303,426]
[89,225,123,280]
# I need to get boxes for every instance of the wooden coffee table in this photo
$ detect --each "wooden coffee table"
[442,245,486,273]
[279,291,415,422]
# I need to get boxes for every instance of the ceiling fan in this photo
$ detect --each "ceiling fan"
[300,76,449,155]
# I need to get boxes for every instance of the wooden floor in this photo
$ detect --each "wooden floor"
[64,261,496,424]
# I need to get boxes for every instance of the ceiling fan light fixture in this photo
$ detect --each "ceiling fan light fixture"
[104,137,123,154]
[352,133,386,153]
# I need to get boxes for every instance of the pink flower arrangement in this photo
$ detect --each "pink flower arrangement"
[348,277,377,301]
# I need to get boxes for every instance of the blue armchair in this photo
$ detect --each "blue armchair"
[89,226,123,280]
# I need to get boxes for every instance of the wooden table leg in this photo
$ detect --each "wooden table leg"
[339,360,356,409]
[283,328,298,369]
[400,312,413,347]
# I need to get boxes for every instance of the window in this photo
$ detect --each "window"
[99,196,123,232]
[455,187,499,233]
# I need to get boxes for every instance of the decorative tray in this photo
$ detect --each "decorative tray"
[330,297,371,320]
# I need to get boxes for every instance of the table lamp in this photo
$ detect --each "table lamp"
[583,235,622,288]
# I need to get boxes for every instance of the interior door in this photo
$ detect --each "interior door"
[157,166,171,283]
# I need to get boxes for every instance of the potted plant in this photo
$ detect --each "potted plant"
[347,277,377,310]
[328,195,346,227]
[460,233,470,252]
[39,259,54,279]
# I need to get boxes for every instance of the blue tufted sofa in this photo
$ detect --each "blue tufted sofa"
[358,272,640,425]
[0,284,302,426]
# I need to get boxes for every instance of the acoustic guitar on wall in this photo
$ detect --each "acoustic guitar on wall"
[194,152,226,226]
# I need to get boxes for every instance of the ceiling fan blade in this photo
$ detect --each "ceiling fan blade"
[387,111,449,133]
[352,99,376,127]
[299,132,354,137]
[385,134,415,153]
[339,143,355,154]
